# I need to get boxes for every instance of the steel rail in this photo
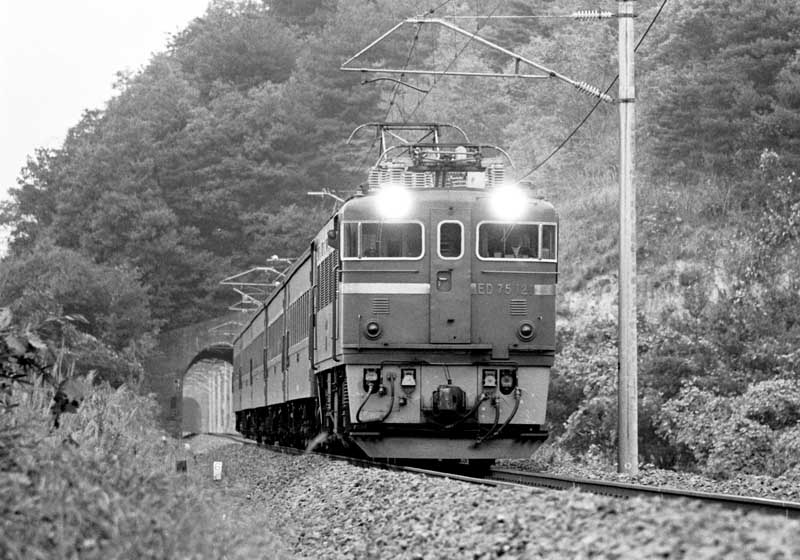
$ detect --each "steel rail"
[488,468,800,519]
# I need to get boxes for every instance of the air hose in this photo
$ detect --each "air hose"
[355,383,375,424]
[474,387,522,445]
[355,376,395,423]
[474,397,501,446]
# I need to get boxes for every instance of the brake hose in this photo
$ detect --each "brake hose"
[355,383,375,423]
[474,397,501,446]
[491,387,522,438]
[475,387,522,445]
[355,376,395,423]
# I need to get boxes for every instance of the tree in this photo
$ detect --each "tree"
[169,0,300,96]
[0,241,157,352]
[640,0,800,194]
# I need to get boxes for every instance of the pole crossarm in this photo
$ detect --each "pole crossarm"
[341,18,613,103]
[220,262,295,311]
[220,266,288,286]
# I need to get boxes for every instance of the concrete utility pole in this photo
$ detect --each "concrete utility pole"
[617,0,638,475]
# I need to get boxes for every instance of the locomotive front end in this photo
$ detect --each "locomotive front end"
[335,139,558,461]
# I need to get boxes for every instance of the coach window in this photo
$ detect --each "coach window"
[477,222,557,261]
[342,221,424,259]
[438,221,463,259]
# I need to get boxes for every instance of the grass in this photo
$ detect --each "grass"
[0,377,271,559]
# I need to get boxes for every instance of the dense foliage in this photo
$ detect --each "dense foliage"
[0,371,258,558]
[0,0,798,475]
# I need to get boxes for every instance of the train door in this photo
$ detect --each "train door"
[429,208,471,343]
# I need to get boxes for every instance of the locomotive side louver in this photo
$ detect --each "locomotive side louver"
[317,253,337,308]
[510,299,528,316]
[486,161,505,188]
[372,297,390,315]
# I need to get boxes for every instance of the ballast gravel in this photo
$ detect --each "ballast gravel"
[187,440,800,559]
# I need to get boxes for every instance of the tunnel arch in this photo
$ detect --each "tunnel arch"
[184,343,234,372]
[142,311,245,436]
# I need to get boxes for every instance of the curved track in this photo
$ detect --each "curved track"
[487,468,800,519]
[199,433,800,519]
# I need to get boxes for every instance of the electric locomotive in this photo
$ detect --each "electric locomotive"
[232,123,557,464]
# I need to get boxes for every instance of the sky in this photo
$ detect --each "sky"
[0,0,212,206]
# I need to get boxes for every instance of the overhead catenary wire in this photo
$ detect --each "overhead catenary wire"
[355,0,456,168]
[384,22,423,121]
[518,0,670,180]
[405,0,505,121]
[422,0,455,17]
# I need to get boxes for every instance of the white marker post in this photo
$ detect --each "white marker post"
[213,461,223,481]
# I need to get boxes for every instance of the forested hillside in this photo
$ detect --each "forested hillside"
[2,0,799,474]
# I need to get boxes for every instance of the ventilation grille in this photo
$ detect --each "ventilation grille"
[317,253,337,308]
[368,165,436,190]
[486,162,505,188]
[371,297,390,315]
[367,162,511,190]
[510,299,528,316]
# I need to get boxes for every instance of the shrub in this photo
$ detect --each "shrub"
[559,395,618,457]
[740,378,800,430]
[657,380,800,478]
[769,426,800,476]
[657,384,734,466]
[705,415,775,479]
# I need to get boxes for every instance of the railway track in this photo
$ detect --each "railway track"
[199,433,800,519]
[487,468,800,520]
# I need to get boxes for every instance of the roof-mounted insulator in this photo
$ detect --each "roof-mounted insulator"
[574,81,614,103]
[572,10,614,21]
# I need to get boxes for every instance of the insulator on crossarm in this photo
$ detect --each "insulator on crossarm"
[574,81,614,103]
[572,10,614,21]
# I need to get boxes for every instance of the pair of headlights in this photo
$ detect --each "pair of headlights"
[375,183,528,220]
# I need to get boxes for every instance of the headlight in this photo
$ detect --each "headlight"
[364,320,382,339]
[489,183,527,220]
[375,183,411,219]
[517,321,536,342]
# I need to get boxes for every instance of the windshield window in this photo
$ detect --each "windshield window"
[438,221,463,259]
[343,221,423,259]
[477,222,556,261]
